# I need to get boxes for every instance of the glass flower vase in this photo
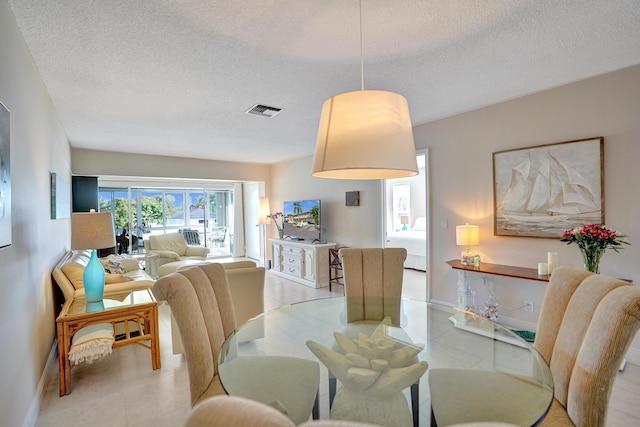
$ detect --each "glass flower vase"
[581,248,603,273]
[278,229,284,239]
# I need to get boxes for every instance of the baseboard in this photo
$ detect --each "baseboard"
[624,346,640,366]
[494,316,538,333]
[23,339,57,427]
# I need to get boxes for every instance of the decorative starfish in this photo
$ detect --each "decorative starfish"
[306,317,428,398]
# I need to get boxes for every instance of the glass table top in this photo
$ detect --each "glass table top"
[218,297,553,426]
[59,289,155,318]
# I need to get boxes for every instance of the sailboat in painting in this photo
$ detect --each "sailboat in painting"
[497,153,600,225]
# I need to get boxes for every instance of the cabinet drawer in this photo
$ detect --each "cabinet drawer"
[282,264,303,278]
[282,255,303,268]
[281,245,304,257]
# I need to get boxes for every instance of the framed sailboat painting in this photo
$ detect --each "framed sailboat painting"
[493,137,604,238]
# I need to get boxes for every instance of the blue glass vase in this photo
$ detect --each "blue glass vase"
[83,250,105,302]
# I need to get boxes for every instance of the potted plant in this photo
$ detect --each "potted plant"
[267,212,284,239]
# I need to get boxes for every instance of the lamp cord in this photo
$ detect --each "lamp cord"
[359,0,364,91]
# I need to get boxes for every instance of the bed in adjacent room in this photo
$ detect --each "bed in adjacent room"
[386,217,427,271]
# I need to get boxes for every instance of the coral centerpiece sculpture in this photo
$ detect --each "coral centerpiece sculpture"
[307,317,428,427]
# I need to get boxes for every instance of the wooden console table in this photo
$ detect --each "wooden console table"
[446,259,550,283]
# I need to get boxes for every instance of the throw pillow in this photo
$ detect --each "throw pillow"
[100,255,126,274]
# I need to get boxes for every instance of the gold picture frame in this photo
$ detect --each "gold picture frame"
[493,137,604,238]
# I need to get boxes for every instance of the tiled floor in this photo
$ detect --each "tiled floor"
[36,266,638,426]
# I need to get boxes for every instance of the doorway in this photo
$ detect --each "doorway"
[383,150,429,300]
[244,182,261,262]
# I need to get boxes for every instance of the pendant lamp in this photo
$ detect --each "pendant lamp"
[312,0,418,180]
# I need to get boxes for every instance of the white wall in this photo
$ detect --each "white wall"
[418,65,640,312]
[72,148,270,182]
[269,156,381,249]
[0,3,72,426]
[271,65,640,360]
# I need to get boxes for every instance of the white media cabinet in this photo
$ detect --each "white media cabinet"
[269,239,336,288]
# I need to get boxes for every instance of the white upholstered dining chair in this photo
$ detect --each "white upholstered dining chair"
[183,395,384,427]
[328,248,421,426]
[429,266,640,427]
[153,263,320,425]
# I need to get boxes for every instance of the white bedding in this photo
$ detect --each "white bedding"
[386,230,427,271]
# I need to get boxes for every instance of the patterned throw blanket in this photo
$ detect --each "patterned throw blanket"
[68,323,115,365]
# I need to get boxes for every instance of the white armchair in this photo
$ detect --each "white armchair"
[143,232,209,267]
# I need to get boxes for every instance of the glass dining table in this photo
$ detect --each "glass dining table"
[218,297,553,427]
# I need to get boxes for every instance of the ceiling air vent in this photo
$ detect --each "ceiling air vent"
[245,104,283,118]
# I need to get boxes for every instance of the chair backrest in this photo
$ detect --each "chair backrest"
[180,229,201,245]
[152,263,237,405]
[533,266,640,426]
[183,395,384,427]
[149,232,188,255]
[339,248,406,324]
[183,395,295,427]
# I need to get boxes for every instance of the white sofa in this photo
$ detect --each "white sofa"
[53,250,155,301]
[143,232,210,267]
[52,250,156,340]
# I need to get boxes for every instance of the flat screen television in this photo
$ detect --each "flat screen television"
[282,199,321,241]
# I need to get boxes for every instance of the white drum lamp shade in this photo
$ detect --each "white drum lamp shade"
[312,90,418,180]
[455,224,479,247]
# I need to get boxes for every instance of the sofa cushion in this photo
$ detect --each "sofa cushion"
[222,260,257,270]
[159,259,207,277]
[124,269,153,281]
[53,250,155,301]
[105,274,133,284]
[60,253,90,290]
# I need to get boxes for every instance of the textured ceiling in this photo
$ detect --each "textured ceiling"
[7,0,640,164]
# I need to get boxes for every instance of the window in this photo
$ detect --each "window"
[98,186,234,257]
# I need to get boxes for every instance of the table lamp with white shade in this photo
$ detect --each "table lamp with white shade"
[455,223,480,311]
[456,223,479,266]
[71,210,116,302]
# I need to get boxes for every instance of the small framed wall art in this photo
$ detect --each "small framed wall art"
[346,191,360,207]
[51,172,71,219]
